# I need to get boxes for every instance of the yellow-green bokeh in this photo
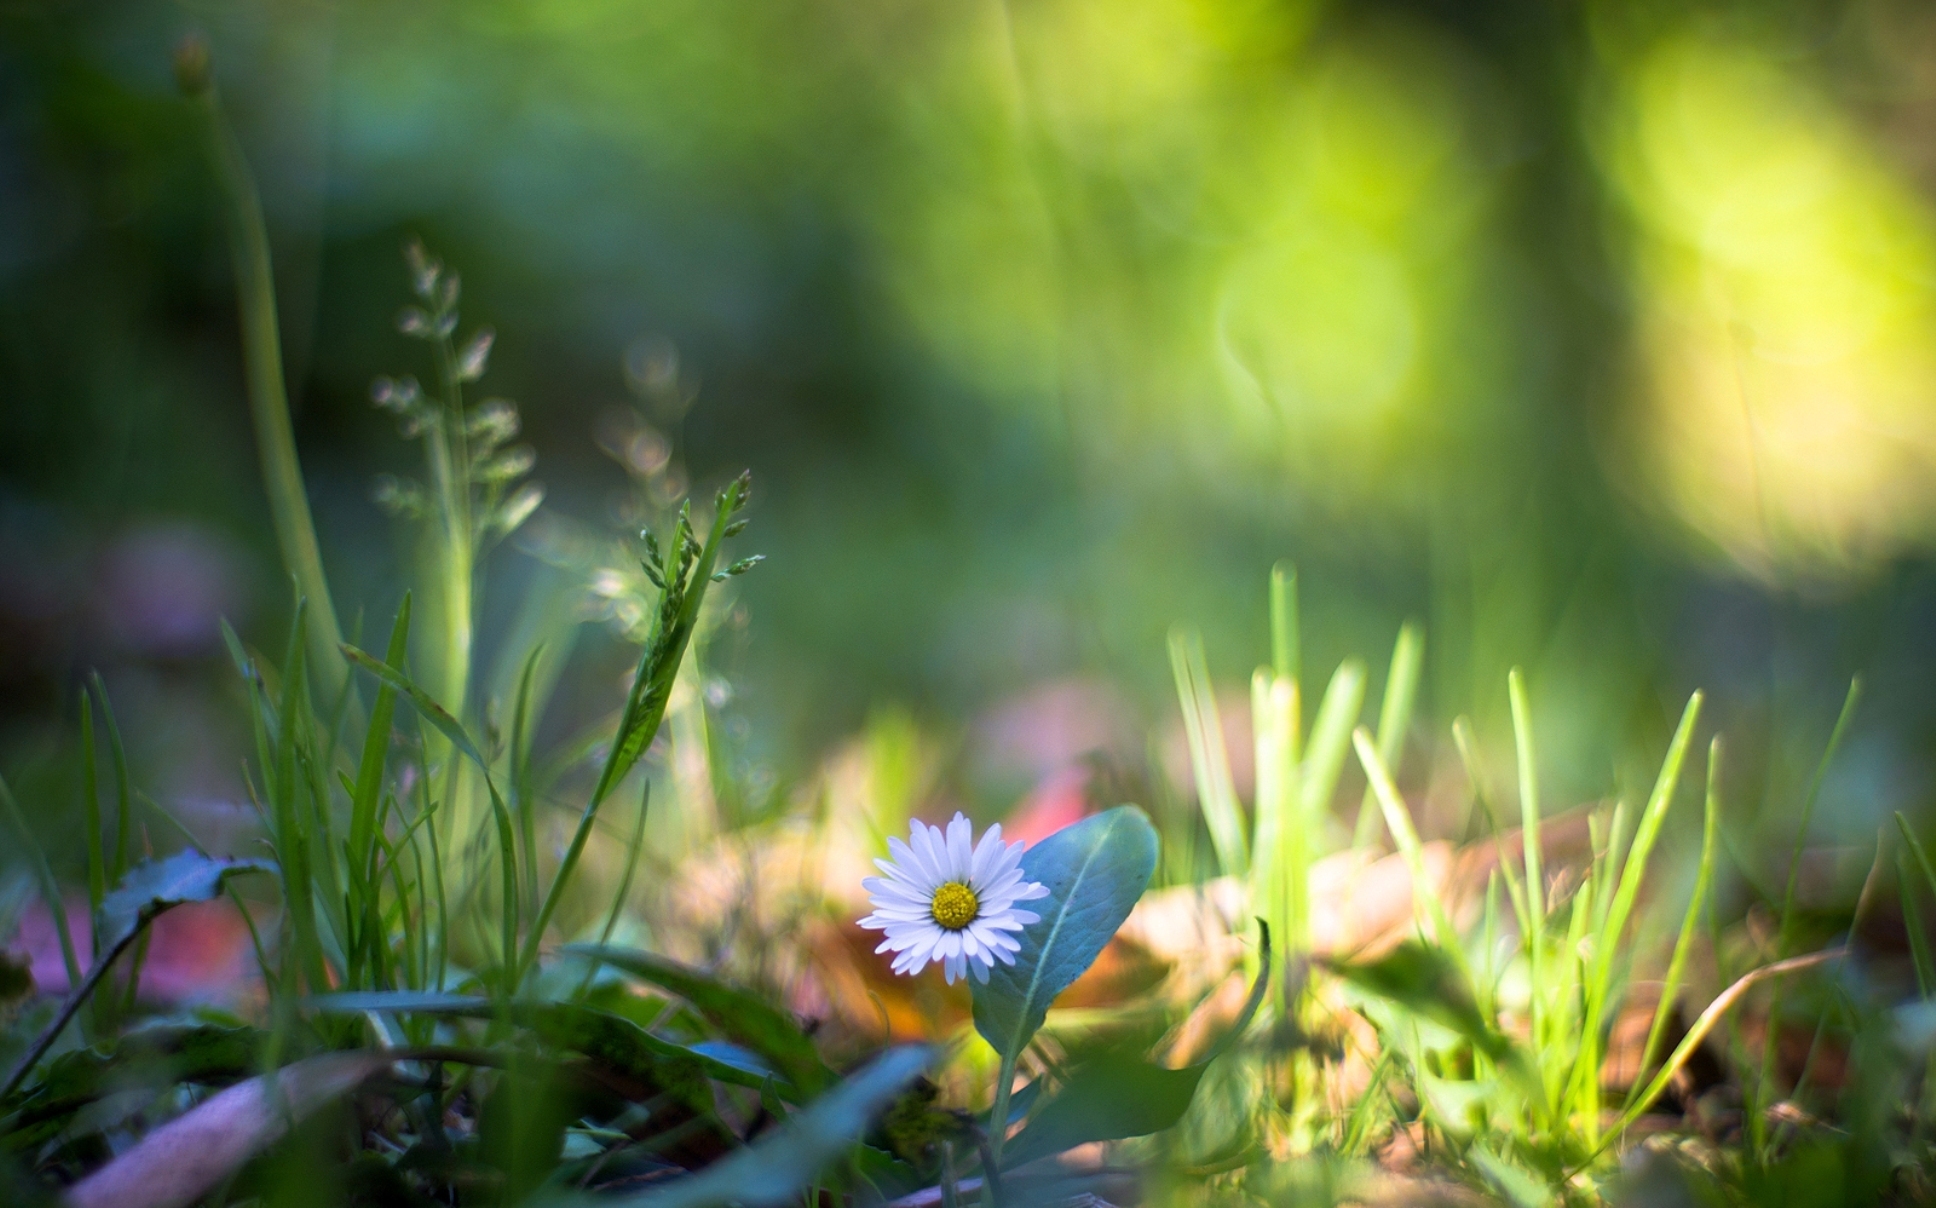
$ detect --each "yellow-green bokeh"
[1602,29,1936,579]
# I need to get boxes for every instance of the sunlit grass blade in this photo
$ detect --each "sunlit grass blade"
[1589,946,1846,1170]
[1352,728,1459,963]
[524,477,753,979]
[1352,623,1423,848]
[1270,561,1299,687]
[1454,717,1529,944]
[1169,625,1247,878]
[1301,658,1367,829]
[1626,735,1723,1112]
[1248,669,1290,964]
[1570,691,1702,1131]
[1508,669,1544,1068]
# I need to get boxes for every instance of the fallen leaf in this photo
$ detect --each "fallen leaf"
[62,1051,390,1208]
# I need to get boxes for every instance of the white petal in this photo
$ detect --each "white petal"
[946,813,974,880]
[910,821,948,885]
[969,824,1004,884]
[885,838,936,890]
[979,868,1027,897]
[873,860,928,895]
[973,955,992,983]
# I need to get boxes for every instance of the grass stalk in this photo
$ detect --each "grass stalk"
[1507,669,1544,1094]
[176,43,347,702]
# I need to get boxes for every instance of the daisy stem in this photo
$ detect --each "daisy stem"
[985,1048,1019,1195]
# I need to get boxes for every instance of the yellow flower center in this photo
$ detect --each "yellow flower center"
[929,882,979,930]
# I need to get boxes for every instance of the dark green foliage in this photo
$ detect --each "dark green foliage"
[567,946,836,1097]
[535,1046,935,1208]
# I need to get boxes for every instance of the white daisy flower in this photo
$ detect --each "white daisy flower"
[859,812,1051,985]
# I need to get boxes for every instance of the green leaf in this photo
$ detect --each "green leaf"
[971,805,1159,1064]
[544,1046,935,1208]
[97,852,275,956]
[1002,921,1270,1167]
[567,945,835,1096]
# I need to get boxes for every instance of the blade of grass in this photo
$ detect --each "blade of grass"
[1169,625,1247,878]
[1894,812,1936,914]
[523,480,751,981]
[88,673,134,884]
[1352,729,1460,968]
[1454,717,1529,945]
[1755,678,1860,1150]
[348,597,411,936]
[512,644,545,919]
[1571,692,1703,1130]
[80,689,106,947]
[1352,623,1424,848]
[1626,735,1723,1112]
[272,599,326,994]
[1586,946,1846,1171]
[1270,561,1299,688]
[0,773,81,993]
[1508,669,1544,1068]
[176,43,346,700]
[1302,659,1367,828]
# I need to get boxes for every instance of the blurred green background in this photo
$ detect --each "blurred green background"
[5,0,1936,873]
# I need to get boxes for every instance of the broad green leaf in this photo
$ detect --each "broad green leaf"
[546,1046,935,1208]
[567,945,835,1095]
[1003,921,1270,1167]
[97,852,275,955]
[972,805,1159,1064]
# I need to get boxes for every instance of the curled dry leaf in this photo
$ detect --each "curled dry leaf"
[63,1051,391,1208]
